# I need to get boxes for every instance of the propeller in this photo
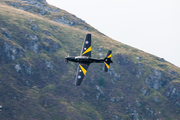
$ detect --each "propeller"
[64,54,69,63]
[64,59,68,63]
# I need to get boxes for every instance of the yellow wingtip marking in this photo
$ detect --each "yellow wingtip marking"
[107,54,112,58]
[82,46,91,55]
[104,62,109,69]
[79,64,87,75]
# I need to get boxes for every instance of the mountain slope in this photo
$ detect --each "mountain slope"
[0,0,180,120]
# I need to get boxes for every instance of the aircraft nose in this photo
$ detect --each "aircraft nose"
[64,57,68,63]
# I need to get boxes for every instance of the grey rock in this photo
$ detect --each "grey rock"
[145,77,152,88]
[136,100,141,107]
[136,56,141,61]
[45,59,53,69]
[168,70,179,77]
[113,115,119,120]
[82,92,85,98]
[138,63,143,68]
[141,87,149,96]
[18,7,25,10]
[153,79,161,90]
[19,0,46,4]
[22,63,33,75]
[43,30,50,36]
[2,28,11,40]
[90,79,95,84]
[96,85,104,94]
[52,17,77,26]
[154,56,166,62]
[152,68,161,79]
[120,96,125,101]
[96,93,101,100]
[97,48,103,52]
[38,9,46,15]
[145,107,155,118]
[115,98,119,102]
[31,24,38,31]
[145,69,164,90]
[6,0,59,16]
[110,96,119,103]
[25,34,39,41]
[15,63,21,73]
[25,81,30,86]
[78,18,85,23]
[111,79,115,84]
[29,40,39,53]
[21,5,34,11]
[114,73,120,81]
[19,0,59,12]
[83,26,88,30]
[172,87,176,94]
[166,85,180,99]
[50,26,58,31]
[96,85,104,100]
[11,2,20,7]
[3,42,25,60]
[110,97,115,102]
[25,34,39,53]
[43,38,60,53]
[145,75,161,90]
[153,97,160,102]
[4,43,16,60]
[159,58,165,62]
[28,19,33,24]
[99,53,103,58]
[44,6,60,13]
[176,102,180,108]
[131,110,139,120]
[138,63,143,77]
[166,91,170,97]
[27,1,44,7]
[108,67,115,75]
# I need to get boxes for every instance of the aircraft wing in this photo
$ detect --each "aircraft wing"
[80,34,91,57]
[75,63,89,86]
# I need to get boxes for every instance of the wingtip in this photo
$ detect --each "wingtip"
[75,84,81,86]
[86,33,91,36]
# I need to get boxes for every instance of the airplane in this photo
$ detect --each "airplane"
[65,33,113,86]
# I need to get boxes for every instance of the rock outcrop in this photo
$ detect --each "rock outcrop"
[145,69,167,90]
[52,16,78,26]
[1,28,11,40]
[3,42,25,61]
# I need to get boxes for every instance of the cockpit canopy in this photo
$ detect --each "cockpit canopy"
[75,56,89,60]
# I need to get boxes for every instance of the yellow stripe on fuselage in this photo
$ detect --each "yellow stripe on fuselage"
[107,54,112,58]
[82,46,91,56]
[104,62,109,69]
[79,64,87,75]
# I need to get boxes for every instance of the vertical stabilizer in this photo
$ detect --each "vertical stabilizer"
[104,50,113,72]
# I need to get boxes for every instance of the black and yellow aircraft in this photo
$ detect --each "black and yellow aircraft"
[65,34,113,86]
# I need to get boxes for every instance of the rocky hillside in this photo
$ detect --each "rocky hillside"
[0,0,180,120]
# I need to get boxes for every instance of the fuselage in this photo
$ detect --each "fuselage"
[65,56,105,64]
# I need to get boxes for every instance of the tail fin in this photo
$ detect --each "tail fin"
[104,50,113,72]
